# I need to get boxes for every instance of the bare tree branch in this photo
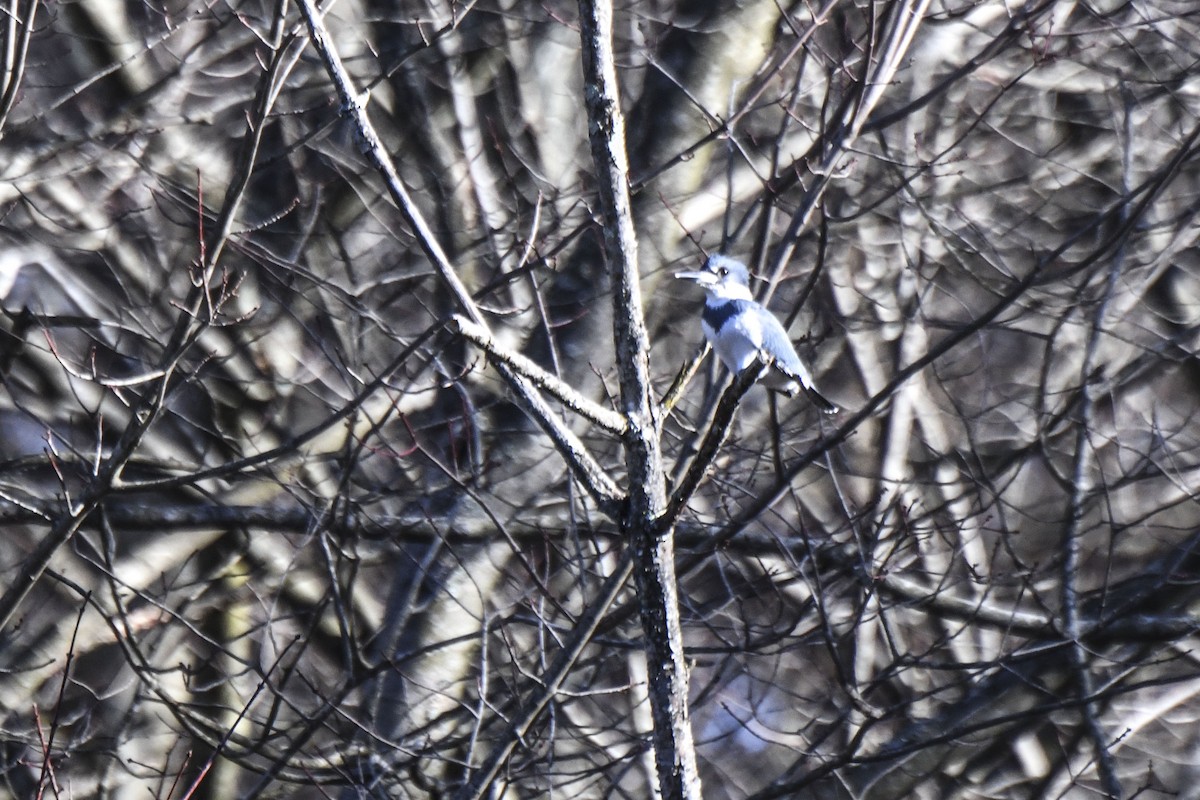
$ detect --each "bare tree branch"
[578,1,702,797]
[295,0,621,513]
[5,2,1200,797]
[451,315,627,434]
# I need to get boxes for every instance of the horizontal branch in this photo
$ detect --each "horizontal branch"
[4,496,1196,649]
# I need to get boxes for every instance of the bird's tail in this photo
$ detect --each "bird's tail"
[805,387,839,415]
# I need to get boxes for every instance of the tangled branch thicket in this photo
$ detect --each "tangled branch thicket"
[2,0,1200,797]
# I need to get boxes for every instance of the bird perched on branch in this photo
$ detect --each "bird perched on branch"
[675,254,838,414]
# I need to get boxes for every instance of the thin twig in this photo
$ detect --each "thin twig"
[0,0,38,133]
[453,550,634,800]
[1055,83,1139,800]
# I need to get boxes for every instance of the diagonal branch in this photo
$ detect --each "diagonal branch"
[295,0,621,512]
[451,316,627,434]
[662,363,761,528]
[453,551,634,800]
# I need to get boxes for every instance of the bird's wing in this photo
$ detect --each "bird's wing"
[757,312,813,386]
[756,308,840,414]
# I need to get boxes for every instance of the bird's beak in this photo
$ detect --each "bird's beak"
[674,269,717,286]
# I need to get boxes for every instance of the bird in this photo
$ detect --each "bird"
[675,254,838,414]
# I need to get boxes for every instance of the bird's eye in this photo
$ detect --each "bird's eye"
[718,267,728,276]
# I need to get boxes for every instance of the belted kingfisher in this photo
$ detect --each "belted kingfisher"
[676,254,837,414]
